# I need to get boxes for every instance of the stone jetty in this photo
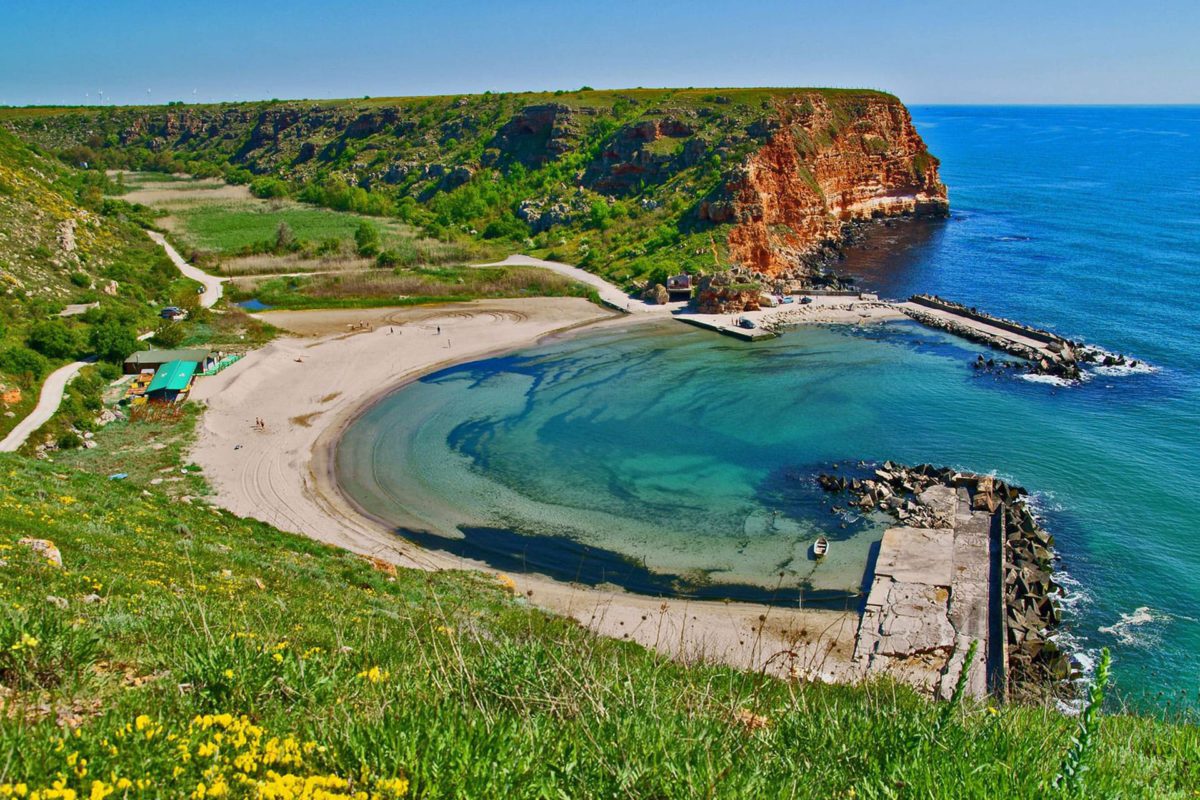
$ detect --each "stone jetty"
[898,294,1136,380]
[818,462,1071,701]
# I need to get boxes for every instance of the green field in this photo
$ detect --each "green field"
[0,454,1196,798]
[167,201,417,255]
[229,265,598,310]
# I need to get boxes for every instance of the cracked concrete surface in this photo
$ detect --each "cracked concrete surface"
[853,487,996,699]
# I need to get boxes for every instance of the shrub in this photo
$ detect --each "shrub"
[26,320,80,360]
[249,177,290,199]
[57,431,83,450]
[68,271,90,288]
[355,221,382,257]
[0,345,49,383]
[151,322,186,348]
[481,215,531,241]
[88,320,139,364]
[274,222,298,253]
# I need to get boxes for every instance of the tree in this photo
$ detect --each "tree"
[26,320,80,360]
[89,320,139,364]
[354,221,381,257]
[274,222,297,253]
[151,322,186,348]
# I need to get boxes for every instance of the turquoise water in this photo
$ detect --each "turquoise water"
[338,107,1200,707]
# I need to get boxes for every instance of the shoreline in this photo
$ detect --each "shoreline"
[188,298,865,682]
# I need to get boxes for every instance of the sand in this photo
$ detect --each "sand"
[188,297,864,682]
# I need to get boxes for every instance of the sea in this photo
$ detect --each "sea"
[336,107,1200,710]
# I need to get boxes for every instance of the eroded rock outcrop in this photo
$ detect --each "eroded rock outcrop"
[712,95,948,276]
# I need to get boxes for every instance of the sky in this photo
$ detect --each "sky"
[2,0,1197,107]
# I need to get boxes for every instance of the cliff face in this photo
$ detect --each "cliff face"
[2,88,946,282]
[710,96,947,276]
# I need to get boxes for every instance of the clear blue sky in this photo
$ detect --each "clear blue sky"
[3,0,1197,106]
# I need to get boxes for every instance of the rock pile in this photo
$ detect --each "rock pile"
[817,461,1073,699]
[694,272,762,314]
[1001,498,1073,698]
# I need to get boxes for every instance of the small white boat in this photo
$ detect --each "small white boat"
[813,536,829,558]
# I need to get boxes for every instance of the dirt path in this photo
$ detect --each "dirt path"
[0,361,90,452]
[147,230,225,308]
[475,254,684,314]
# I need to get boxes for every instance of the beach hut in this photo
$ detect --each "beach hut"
[123,348,216,375]
[144,360,198,403]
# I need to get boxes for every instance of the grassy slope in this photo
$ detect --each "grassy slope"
[0,454,1196,798]
[0,131,195,441]
[1,87,926,288]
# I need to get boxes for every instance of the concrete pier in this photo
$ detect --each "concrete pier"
[852,485,999,700]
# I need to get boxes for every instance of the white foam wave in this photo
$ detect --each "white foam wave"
[1019,373,1075,387]
[1098,606,1171,647]
[1089,361,1158,378]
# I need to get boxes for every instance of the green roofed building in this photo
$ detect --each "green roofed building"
[145,360,198,402]
[124,348,217,375]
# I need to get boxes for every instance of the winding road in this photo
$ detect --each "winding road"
[147,230,226,308]
[475,254,681,314]
[0,360,91,452]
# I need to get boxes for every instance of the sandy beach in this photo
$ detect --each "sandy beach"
[189,297,864,682]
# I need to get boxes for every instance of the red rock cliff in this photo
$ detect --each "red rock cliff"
[704,95,948,276]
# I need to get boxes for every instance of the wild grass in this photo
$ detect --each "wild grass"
[215,253,375,277]
[53,402,208,500]
[166,201,417,255]
[230,266,597,310]
[0,455,1196,798]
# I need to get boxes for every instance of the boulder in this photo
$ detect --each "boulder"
[18,538,62,567]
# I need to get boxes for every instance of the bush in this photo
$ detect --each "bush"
[151,322,186,348]
[68,271,90,288]
[88,320,139,364]
[249,177,290,199]
[56,431,83,450]
[482,215,531,241]
[26,320,80,360]
[0,345,49,383]
[355,221,382,257]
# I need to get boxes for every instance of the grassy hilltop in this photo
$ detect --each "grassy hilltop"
[2,87,943,288]
[0,454,1196,798]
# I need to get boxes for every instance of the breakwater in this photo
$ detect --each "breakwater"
[900,295,1138,380]
[818,462,1071,701]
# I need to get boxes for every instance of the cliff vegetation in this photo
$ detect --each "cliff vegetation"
[2,88,947,291]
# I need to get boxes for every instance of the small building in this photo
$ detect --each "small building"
[144,360,197,403]
[123,348,216,375]
[666,274,693,300]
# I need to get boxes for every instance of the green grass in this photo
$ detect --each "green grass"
[167,202,414,256]
[0,454,1196,798]
[229,266,599,310]
[52,402,208,500]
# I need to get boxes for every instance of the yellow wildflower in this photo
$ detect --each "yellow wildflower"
[357,666,388,684]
